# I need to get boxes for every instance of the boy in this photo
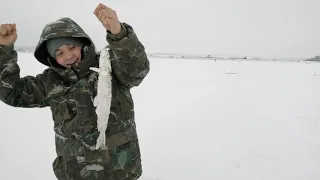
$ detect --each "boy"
[0,3,149,180]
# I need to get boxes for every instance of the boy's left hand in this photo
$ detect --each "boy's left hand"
[94,3,122,35]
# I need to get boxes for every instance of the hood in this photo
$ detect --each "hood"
[34,17,98,81]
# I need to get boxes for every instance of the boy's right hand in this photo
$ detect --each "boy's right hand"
[0,24,17,46]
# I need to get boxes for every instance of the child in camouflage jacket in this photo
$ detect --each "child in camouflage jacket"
[0,3,149,180]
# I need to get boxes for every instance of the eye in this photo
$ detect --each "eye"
[56,52,63,56]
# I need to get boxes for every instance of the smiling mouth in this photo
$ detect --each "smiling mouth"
[67,58,80,66]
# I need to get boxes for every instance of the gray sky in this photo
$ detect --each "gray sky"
[0,0,319,59]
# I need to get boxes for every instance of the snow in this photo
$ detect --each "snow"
[0,52,319,180]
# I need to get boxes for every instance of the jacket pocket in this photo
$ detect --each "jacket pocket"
[83,126,139,164]
[49,95,78,137]
[47,85,74,122]
[50,100,73,122]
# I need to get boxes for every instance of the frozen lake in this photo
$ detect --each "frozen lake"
[0,52,319,180]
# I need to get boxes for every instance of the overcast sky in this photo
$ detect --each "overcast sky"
[0,0,319,59]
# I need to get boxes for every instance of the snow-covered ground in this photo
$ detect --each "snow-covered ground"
[0,52,319,180]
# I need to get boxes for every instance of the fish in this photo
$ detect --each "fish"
[89,46,112,150]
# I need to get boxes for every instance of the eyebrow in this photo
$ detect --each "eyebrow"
[55,44,74,52]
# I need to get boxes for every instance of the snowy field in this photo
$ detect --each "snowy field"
[0,52,319,180]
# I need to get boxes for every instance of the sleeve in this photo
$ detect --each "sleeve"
[0,44,49,108]
[106,22,150,88]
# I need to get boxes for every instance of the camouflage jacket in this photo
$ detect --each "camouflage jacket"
[0,18,149,168]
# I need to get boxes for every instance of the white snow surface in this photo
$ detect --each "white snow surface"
[0,52,319,180]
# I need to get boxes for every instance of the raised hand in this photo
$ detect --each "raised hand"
[94,3,122,35]
[0,24,17,46]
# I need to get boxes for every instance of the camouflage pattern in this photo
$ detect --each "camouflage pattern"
[0,17,150,180]
[53,139,142,180]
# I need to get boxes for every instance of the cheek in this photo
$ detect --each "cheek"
[74,47,82,58]
[56,57,65,65]
[76,51,81,58]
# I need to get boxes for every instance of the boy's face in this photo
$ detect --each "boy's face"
[55,44,82,68]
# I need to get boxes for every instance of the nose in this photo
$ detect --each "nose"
[65,51,73,60]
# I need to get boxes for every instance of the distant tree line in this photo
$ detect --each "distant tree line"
[305,56,320,62]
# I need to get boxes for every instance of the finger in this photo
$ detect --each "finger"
[12,24,17,35]
[7,24,13,34]
[6,24,12,35]
[98,9,112,22]
[4,24,11,35]
[97,10,106,22]
[13,24,16,33]
[94,3,108,16]
[94,4,103,16]
[105,7,117,19]
[100,9,109,18]
[103,8,117,21]
[0,25,5,36]
[2,24,9,36]
[109,9,118,20]
[94,3,113,21]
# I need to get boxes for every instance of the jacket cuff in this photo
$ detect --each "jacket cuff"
[0,44,14,55]
[107,23,128,41]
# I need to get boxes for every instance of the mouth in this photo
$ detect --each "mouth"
[67,58,80,66]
